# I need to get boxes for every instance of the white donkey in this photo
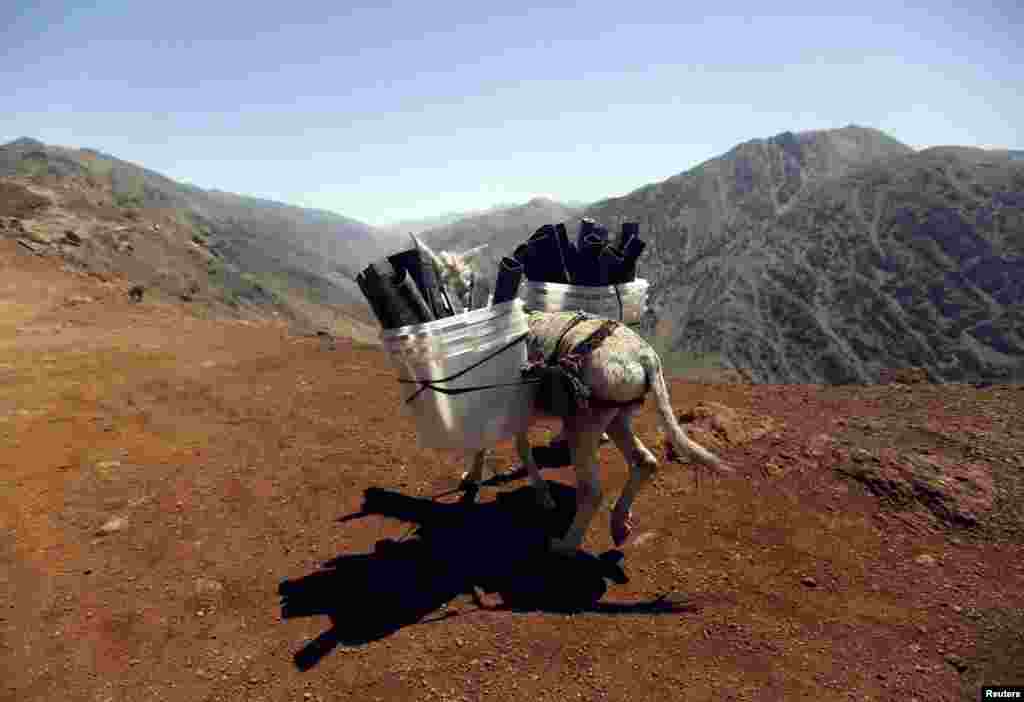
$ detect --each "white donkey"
[461,311,732,555]
[420,236,730,554]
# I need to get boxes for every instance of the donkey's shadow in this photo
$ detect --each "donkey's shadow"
[278,484,696,670]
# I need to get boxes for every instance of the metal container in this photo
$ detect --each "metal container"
[520,279,649,325]
[380,299,537,450]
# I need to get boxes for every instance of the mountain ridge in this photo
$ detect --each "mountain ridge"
[0,137,395,335]
[581,126,1024,384]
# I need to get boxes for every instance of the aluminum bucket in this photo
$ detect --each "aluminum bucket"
[520,279,649,324]
[380,299,536,450]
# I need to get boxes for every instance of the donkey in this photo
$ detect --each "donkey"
[461,311,731,555]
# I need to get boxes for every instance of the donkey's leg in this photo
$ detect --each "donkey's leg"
[551,422,610,446]
[604,410,659,547]
[550,408,618,555]
[516,431,555,510]
[516,429,557,511]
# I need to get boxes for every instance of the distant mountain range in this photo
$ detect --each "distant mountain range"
[4,130,1021,384]
[586,128,1024,384]
[431,127,1024,384]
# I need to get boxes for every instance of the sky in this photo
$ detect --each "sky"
[3,0,1022,227]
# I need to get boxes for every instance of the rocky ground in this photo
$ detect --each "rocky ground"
[2,238,1023,702]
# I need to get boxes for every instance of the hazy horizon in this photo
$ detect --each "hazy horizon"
[4,1,1022,227]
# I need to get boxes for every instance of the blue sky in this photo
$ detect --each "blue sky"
[3,0,1022,226]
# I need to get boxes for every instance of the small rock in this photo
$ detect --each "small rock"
[96,517,127,535]
[914,554,937,567]
[194,577,224,596]
[801,576,817,588]
[852,448,874,463]
[944,653,968,673]
[952,605,963,614]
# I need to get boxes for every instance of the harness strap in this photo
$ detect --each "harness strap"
[397,331,540,404]
[524,313,644,414]
[547,311,590,365]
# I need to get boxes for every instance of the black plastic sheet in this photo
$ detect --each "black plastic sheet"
[387,248,449,319]
[492,256,524,304]
[357,260,429,329]
[392,268,435,324]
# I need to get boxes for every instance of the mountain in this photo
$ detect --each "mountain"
[0,137,396,331]
[582,126,1024,384]
[376,208,500,237]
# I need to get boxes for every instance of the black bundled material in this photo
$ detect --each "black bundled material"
[554,222,576,283]
[573,232,607,285]
[597,245,625,286]
[512,218,647,287]
[357,260,431,329]
[357,218,646,328]
[387,248,450,319]
[492,256,524,304]
[617,235,646,283]
[512,242,530,266]
[615,221,639,251]
[391,268,435,324]
[576,218,596,250]
[521,224,570,283]
[356,263,396,329]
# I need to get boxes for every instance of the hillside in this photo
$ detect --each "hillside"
[583,126,1024,384]
[0,137,392,334]
[2,236,1023,702]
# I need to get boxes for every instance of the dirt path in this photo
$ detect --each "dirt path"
[2,241,1022,702]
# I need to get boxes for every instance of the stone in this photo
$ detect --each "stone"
[97,517,127,535]
[194,577,224,596]
[944,653,968,673]
[665,401,781,457]
[914,554,937,567]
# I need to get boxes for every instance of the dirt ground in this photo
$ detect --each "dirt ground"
[2,238,1023,702]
